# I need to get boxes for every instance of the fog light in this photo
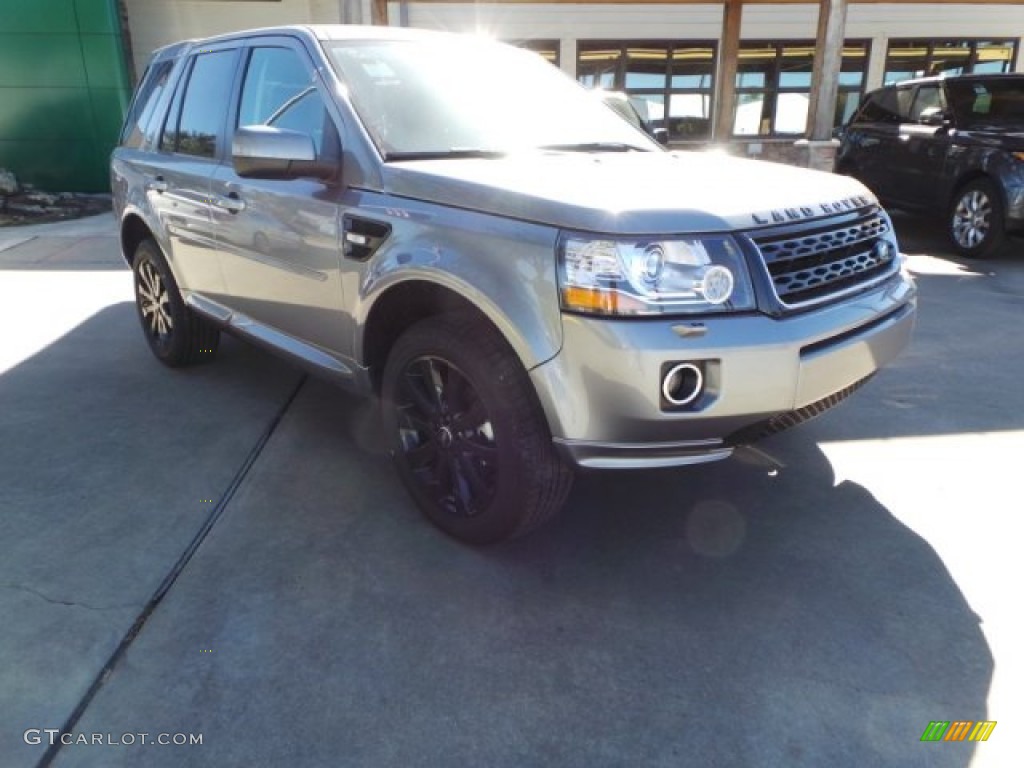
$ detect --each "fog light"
[662,363,704,406]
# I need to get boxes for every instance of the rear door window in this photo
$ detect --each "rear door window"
[161,50,239,159]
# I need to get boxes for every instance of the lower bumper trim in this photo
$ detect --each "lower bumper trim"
[553,438,733,470]
[726,373,874,446]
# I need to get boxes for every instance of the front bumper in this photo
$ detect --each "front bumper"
[531,273,916,469]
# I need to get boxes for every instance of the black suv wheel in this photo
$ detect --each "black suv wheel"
[949,179,1006,259]
[381,314,573,545]
[132,239,220,366]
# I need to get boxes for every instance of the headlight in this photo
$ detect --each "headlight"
[558,235,755,315]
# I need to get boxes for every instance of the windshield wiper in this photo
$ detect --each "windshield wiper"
[384,148,507,162]
[537,142,651,153]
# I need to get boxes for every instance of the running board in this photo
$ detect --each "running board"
[185,293,355,380]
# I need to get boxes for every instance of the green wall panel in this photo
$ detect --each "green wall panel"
[0,0,78,34]
[82,34,131,89]
[0,35,89,88]
[0,139,103,193]
[89,87,130,142]
[74,0,120,34]
[0,0,130,192]
[0,88,98,140]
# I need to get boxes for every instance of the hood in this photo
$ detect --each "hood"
[381,150,878,235]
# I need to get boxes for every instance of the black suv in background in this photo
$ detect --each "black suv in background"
[837,74,1024,257]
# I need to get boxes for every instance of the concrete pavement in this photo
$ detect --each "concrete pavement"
[1,213,1021,766]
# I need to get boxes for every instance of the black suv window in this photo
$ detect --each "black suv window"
[947,78,1024,127]
[161,50,238,158]
[855,86,913,124]
[238,47,338,159]
[909,84,944,121]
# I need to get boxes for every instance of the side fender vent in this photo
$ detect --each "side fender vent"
[343,215,392,261]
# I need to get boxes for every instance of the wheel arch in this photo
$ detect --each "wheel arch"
[948,171,1004,211]
[359,278,551,395]
[120,212,155,268]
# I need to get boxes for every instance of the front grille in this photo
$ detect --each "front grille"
[725,374,874,446]
[750,208,896,307]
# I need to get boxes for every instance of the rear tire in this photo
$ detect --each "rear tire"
[381,313,573,545]
[132,238,220,367]
[948,178,1005,258]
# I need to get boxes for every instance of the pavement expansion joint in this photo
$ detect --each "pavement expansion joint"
[34,374,308,768]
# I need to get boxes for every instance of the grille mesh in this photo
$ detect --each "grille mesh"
[726,375,874,446]
[751,209,896,306]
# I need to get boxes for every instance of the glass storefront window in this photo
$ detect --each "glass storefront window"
[884,39,1017,85]
[578,41,717,141]
[511,39,560,67]
[735,41,868,136]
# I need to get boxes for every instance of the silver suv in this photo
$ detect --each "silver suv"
[112,26,917,544]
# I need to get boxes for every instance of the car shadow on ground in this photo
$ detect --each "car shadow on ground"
[39,363,989,767]
[890,209,1023,264]
[150,379,989,768]
[1,297,995,767]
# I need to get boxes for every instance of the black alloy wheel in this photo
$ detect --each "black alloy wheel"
[393,355,498,518]
[382,314,573,545]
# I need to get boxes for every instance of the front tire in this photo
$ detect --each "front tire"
[381,314,573,545]
[949,178,1005,258]
[132,238,220,366]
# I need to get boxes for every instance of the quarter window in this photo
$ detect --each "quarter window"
[121,59,174,149]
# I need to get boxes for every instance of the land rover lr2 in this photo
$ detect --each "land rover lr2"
[112,26,917,544]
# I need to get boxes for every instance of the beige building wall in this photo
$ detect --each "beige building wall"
[123,1,1024,82]
[391,2,1024,83]
[123,0,355,74]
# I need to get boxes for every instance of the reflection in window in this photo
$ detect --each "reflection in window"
[734,41,868,136]
[884,39,1017,85]
[511,39,560,67]
[165,50,238,158]
[577,41,716,140]
[122,59,173,149]
[239,47,332,155]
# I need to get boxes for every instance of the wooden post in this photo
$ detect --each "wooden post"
[713,0,743,142]
[807,0,849,140]
[372,0,389,25]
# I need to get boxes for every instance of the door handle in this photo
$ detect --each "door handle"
[213,192,246,214]
[146,176,167,193]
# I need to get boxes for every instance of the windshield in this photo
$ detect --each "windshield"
[946,78,1024,129]
[324,38,658,159]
